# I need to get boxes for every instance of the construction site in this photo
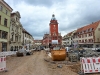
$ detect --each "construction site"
[0,47,100,75]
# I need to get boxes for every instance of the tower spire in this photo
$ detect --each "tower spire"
[51,14,56,20]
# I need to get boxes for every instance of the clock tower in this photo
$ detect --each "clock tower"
[49,14,62,45]
[49,14,58,36]
[42,14,62,46]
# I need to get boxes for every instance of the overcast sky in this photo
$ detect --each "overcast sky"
[5,0,100,40]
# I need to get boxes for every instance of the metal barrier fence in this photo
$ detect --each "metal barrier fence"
[80,57,100,74]
[0,51,17,72]
[0,51,17,56]
[0,56,6,72]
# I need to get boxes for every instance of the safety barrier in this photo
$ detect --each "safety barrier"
[0,51,17,72]
[48,53,51,58]
[0,56,6,72]
[80,57,100,74]
[0,51,17,56]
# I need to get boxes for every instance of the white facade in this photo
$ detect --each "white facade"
[10,11,23,51]
[63,21,100,48]
[22,29,34,50]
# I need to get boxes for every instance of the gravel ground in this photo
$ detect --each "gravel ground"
[0,50,100,75]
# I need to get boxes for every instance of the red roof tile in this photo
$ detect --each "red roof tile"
[76,20,100,33]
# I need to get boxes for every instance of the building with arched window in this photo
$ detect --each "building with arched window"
[9,11,23,51]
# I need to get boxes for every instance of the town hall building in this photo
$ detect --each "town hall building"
[42,14,62,47]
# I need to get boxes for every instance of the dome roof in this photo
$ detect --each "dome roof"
[51,14,56,20]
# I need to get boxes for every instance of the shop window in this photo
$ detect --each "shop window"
[4,18,7,26]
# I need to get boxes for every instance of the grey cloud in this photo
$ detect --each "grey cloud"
[25,0,65,7]
[4,0,100,39]
[5,0,64,7]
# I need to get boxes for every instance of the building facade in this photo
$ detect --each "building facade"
[62,32,73,47]
[63,20,100,48]
[0,0,13,52]
[22,28,34,50]
[9,11,23,51]
[43,14,62,46]
[42,34,49,47]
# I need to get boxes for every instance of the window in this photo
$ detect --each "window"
[4,18,7,26]
[0,30,1,38]
[79,35,81,38]
[82,31,84,33]
[85,34,87,37]
[86,29,88,32]
[15,36,18,41]
[90,28,92,32]
[82,40,84,43]
[2,43,7,52]
[88,33,92,36]
[2,31,7,39]
[98,28,100,31]
[11,35,13,41]
[97,38,99,42]
[82,34,84,38]
[79,40,81,43]
[20,28,21,33]
[0,6,3,11]
[16,27,18,32]
[12,25,14,31]
[91,39,93,42]
[6,10,7,15]
[0,16,1,24]
[85,39,87,42]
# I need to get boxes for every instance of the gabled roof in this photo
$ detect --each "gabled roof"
[0,0,13,11]
[76,20,100,33]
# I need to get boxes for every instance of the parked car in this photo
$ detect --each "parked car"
[16,48,27,56]
[40,46,44,50]
[26,49,33,55]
